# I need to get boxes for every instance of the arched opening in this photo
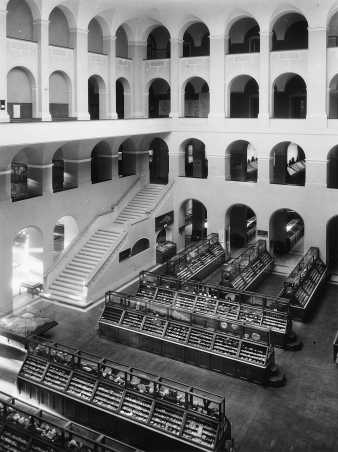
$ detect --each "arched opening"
[225,141,257,182]
[88,18,104,54]
[116,79,124,119]
[327,216,338,272]
[131,238,150,256]
[12,226,43,297]
[270,142,305,186]
[118,140,137,178]
[149,138,169,185]
[11,149,42,202]
[52,148,78,193]
[7,0,34,41]
[229,75,259,118]
[53,216,78,258]
[328,12,338,47]
[228,17,260,53]
[7,67,35,121]
[49,7,72,48]
[182,139,208,179]
[327,146,338,188]
[270,209,304,256]
[183,22,210,57]
[91,141,112,184]
[184,77,209,118]
[147,26,171,59]
[88,75,105,120]
[116,26,129,58]
[272,13,308,51]
[179,199,207,247]
[273,73,307,118]
[148,78,171,118]
[328,75,338,118]
[226,204,257,252]
[49,71,71,120]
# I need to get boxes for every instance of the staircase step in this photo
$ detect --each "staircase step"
[57,275,84,286]
[50,284,83,297]
[49,291,84,303]
[52,281,83,294]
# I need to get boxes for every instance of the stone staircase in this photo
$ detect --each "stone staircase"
[47,184,166,305]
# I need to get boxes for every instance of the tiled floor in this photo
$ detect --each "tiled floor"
[1,270,338,452]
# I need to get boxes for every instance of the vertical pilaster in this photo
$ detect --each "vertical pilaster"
[105,34,118,119]
[0,5,9,122]
[258,31,271,125]
[307,27,327,127]
[170,38,180,118]
[35,19,51,121]
[209,34,225,118]
[131,41,147,118]
[73,28,90,120]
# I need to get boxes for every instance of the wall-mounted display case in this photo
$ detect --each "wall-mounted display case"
[166,234,228,281]
[0,390,143,452]
[278,247,327,321]
[99,302,285,386]
[138,271,296,349]
[220,240,274,291]
[17,337,231,452]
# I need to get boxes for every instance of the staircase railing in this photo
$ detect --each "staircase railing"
[86,182,175,292]
[44,177,142,288]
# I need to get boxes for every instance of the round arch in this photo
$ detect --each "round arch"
[7,66,36,120]
[148,78,171,118]
[116,25,129,58]
[327,145,338,188]
[118,138,137,178]
[271,12,308,51]
[225,203,257,251]
[327,216,338,271]
[53,216,79,256]
[269,208,304,256]
[12,226,43,297]
[116,77,131,119]
[179,198,208,247]
[11,148,42,201]
[146,25,171,59]
[229,75,259,118]
[91,141,112,184]
[228,16,260,54]
[52,147,78,193]
[49,71,72,120]
[88,74,107,120]
[88,17,105,54]
[49,6,73,48]
[183,77,209,118]
[182,21,210,57]
[272,73,307,119]
[179,138,208,179]
[7,0,35,41]
[270,141,305,186]
[225,140,258,182]
[149,137,169,185]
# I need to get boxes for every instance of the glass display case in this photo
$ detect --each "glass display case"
[278,247,327,320]
[0,390,143,452]
[18,337,231,452]
[137,272,294,349]
[166,233,228,281]
[220,240,274,291]
[99,301,284,386]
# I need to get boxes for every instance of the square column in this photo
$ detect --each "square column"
[0,6,9,122]
[307,27,327,127]
[170,38,181,118]
[209,35,225,119]
[35,19,51,121]
[73,28,90,120]
[131,41,147,118]
[258,31,271,124]
[104,35,118,119]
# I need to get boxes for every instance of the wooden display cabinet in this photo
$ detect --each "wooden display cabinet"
[18,337,231,452]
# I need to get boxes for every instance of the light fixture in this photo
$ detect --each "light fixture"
[149,149,154,163]
[187,144,193,164]
[118,151,122,161]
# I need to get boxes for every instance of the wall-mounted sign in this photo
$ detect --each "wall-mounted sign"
[155,211,174,231]
[257,230,268,238]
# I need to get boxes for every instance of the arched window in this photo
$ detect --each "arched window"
[91,141,112,183]
[273,74,307,119]
[184,78,209,117]
[131,238,150,256]
[225,141,257,182]
[88,18,104,53]
[182,139,208,179]
[116,26,129,58]
[148,79,171,118]
[229,75,259,118]
[7,0,34,41]
[272,13,308,51]
[7,67,35,120]
[49,71,71,120]
[49,8,71,48]
[147,26,170,59]
[228,18,260,53]
[183,22,210,57]
[270,142,305,186]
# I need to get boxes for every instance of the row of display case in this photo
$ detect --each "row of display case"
[278,247,328,321]
[99,305,285,386]
[220,240,274,291]
[138,272,296,349]
[17,337,230,452]
[166,233,228,281]
[0,390,142,452]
